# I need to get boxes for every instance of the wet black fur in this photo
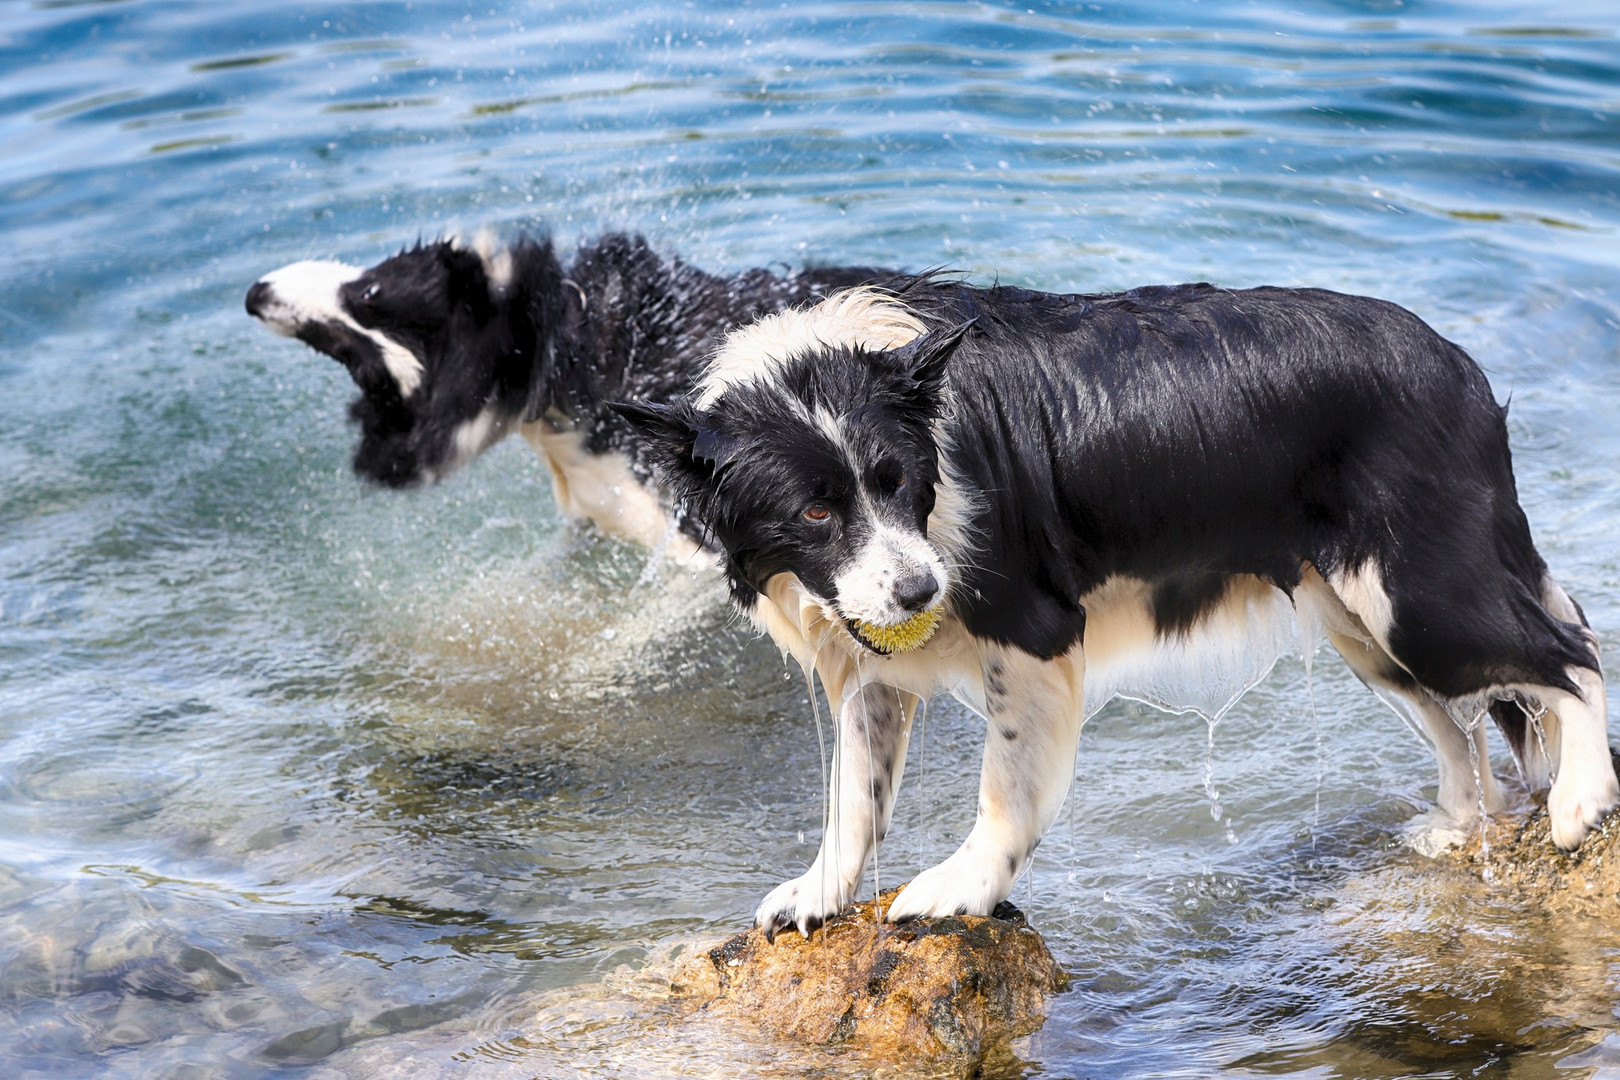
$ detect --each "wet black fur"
[621,278,1596,706]
[247,233,891,492]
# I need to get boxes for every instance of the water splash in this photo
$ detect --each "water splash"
[635,515,681,586]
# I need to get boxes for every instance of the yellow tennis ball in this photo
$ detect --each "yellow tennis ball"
[851,606,942,655]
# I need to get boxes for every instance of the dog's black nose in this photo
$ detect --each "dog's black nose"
[894,570,939,612]
[244,280,272,318]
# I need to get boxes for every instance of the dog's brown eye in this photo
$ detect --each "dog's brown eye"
[803,503,830,522]
[362,282,381,301]
[875,461,906,495]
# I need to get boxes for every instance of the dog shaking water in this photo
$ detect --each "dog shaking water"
[619,278,1618,938]
[245,232,891,552]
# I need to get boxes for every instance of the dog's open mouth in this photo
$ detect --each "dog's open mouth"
[845,607,943,655]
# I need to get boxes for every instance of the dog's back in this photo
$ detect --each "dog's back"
[909,281,1588,700]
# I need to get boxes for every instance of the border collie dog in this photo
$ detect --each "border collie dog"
[245,233,888,552]
[619,280,1618,937]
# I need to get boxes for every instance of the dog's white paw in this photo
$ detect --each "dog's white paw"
[1549,761,1620,850]
[885,852,1013,922]
[755,867,851,942]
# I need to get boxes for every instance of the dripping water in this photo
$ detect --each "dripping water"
[1297,608,1325,850]
[852,655,882,926]
[917,696,930,849]
[1462,705,1494,882]
[1067,739,1078,883]
[802,664,830,919]
[1203,717,1223,823]
[864,685,882,924]
[1304,651,1323,850]
[1525,697,1555,787]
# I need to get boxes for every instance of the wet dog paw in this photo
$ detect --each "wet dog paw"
[755,869,850,942]
[885,855,1009,922]
[1549,765,1620,850]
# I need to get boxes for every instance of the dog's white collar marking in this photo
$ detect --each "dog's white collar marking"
[253,260,426,398]
[695,286,927,410]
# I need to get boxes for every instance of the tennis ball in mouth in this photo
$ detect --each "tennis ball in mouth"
[851,606,942,654]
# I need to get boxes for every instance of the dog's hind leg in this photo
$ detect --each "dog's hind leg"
[1299,570,1505,822]
[886,644,1084,922]
[1522,574,1616,849]
[1331,531,1615,849]
[1326,628,1506,822]
[755,682,918,940]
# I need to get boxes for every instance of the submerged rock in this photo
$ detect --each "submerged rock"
[672,888,1067,1061]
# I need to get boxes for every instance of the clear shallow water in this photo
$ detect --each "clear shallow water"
[3,0,1620,1076]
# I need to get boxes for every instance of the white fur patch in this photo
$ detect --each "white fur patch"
[450,407,507,469]
[1079,574,1299,722]
[832,522,948,628]
[695,287,927,410]
[252,259,426,397]
[518,417,704,562]
[455,227,513,294]
[1327,560,1396,652]
[926,430,984,572]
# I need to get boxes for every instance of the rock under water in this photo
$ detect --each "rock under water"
[672,888,1068,1062]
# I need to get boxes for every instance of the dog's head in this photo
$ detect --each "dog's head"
[616,319,973,654]
[245,236,562,487]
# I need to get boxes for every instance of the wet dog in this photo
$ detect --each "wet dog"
[245,233,890,551]
[619,279,1618,937]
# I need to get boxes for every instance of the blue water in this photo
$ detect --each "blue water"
[4,1,1620,1076]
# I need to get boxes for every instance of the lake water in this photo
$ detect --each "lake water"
[4,1,1620,1076]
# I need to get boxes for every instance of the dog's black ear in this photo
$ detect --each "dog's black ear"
[890,319,975,397]
[611,399,740,488]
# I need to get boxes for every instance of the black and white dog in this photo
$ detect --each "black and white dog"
[245,232,889,552]
[619,279,1619,937]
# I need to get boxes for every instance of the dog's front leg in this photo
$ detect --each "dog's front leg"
[755,681,917,940]
[887,644,1083,921]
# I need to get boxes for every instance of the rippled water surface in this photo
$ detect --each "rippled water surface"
[4,1,1620,1076]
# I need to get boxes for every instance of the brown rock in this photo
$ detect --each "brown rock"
[1447,794,1620,914]
[672,888,1067,1061]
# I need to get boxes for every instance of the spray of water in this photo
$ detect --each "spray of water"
[636,515,680,586]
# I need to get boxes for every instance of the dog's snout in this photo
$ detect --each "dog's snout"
[245,280,273,319]
[894,569,939,613]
